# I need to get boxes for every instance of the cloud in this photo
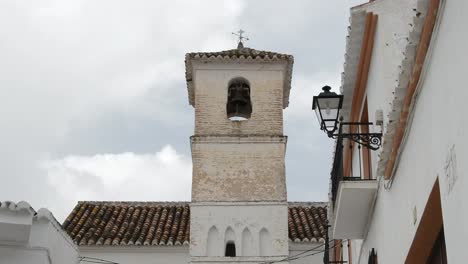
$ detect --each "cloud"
[40,145,192,221]
[0,0,245,218]
[285,71,342,121]
[0,0,364,222]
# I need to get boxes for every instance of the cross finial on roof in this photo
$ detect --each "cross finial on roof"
[232,29,249,49]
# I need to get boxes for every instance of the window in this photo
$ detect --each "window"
[225,241,236,257]
[427,229,447,264]
[226,77,252,120]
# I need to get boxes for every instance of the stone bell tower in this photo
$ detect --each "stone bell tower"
[185,43,293,264]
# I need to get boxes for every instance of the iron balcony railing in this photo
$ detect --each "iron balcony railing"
[331,135,344,207]
[330,123,377,207]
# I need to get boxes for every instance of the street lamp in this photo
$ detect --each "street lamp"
[312,86,382,151]
[312,86,343,137]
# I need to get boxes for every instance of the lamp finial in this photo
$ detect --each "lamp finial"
[322,85,332,93]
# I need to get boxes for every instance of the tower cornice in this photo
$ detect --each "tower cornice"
[190,135,287,144]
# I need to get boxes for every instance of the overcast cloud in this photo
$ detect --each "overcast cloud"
[0,0,362,221]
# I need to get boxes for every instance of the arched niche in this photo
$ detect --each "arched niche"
[241,227,254,256]
[206,226,220,256]
[259,228,272,256]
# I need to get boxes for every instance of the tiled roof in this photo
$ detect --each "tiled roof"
[288,203,327,243]
[185,47,294,62]
[63,201,327,246]
[184,46,294,108]
[63,202,190,246]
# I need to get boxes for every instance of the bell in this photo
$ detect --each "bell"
[227,81,252,119]
[230,86,249,105]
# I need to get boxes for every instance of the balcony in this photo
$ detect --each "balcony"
[330,136,377,239]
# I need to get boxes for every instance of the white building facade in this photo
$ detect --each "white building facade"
[328,0,466,263]
[0,201,78,264]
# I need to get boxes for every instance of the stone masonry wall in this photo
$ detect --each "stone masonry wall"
[193,63,285,136]
[191,137,287,202]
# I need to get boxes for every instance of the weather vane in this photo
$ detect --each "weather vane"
[232,29,249,48]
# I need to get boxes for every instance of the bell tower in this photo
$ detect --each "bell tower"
[185,43,293,264]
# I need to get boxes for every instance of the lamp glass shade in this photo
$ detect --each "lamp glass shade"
[312,86,343,135]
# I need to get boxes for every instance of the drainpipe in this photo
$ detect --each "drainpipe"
[323,220,330,264]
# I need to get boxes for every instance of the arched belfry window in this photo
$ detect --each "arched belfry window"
[226,77,252,120]
[225,241,236,257]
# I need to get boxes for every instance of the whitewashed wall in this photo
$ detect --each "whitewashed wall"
[79,243,326,264]
[347,0,467,263]
[190,202,289,264]
[80,246,189,264]
[289,242,325,264]
[0,204,78,264]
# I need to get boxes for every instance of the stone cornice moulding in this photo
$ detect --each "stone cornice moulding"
[190,255,289,263]
[190,135,287,144]
[190,201,289,207]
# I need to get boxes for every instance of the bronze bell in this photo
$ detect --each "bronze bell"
[226,79,252,119]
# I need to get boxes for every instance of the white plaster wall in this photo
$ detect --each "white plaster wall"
[351,239,363,263]
[363,0,421,175]
[350,143,370,178]
[190,202,289,263]
[344,0,418,181]
[0,209,32,243]
[29,219,78,264]
[80,246,189,264]
[192,62,286,136]
[78,244,325,264]
[348,0,468,263]
[288,242,325,264]
[0,214,78,264]
[0,247,54,264]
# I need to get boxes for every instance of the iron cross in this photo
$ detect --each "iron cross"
[232,29,249,45]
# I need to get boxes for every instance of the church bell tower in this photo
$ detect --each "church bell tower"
[185,42,294,264]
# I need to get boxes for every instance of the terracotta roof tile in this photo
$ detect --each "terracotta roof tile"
[63,201,326,246]
[288,203,328,243]
[185,47,294,62]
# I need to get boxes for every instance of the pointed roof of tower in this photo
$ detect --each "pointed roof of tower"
[185,46,294,108]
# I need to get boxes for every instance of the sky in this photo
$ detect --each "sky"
[0,0,363,221]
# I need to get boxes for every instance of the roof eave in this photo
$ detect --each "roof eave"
[339,8,368,121]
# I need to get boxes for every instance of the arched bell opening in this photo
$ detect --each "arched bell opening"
[224,226,236,257]
[225,241,236,257]
[226,77,252,121]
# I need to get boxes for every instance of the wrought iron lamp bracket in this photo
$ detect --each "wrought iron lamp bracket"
[326,122,382,151]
